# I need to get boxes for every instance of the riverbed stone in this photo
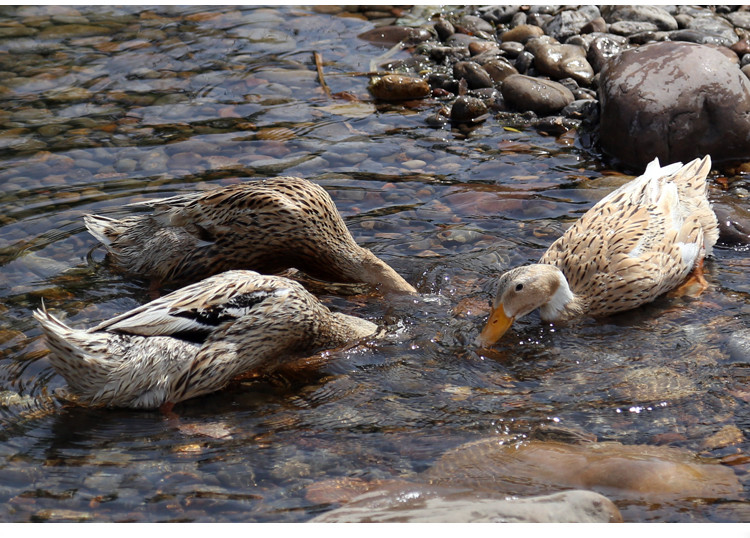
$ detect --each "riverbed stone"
[526,37,594,86]
[609,20,660,36]
[357,25,431,46]
[310,483,622,523]
[581,17,607,34]
[481,57,518,84]
[726,328,750,362]
[454,14,494,36]
[726,11,750,31]
[542,6,601,41]
[687,13,739,46]
[586,33,630,72]
[601,5,678,31]
[598,41,750,169]
[37,24,109,39]
[450,95,488,123]
[369,74,430,101]
[425,437,742,502]
[499,24,544,44]
[453,61,493,89]
[502,74,574,115]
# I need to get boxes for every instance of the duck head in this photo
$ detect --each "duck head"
[476,264,573,346]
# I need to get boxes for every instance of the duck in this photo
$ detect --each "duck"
[34,270,379,410]
[477,156,718,346]
[84,176,416,295]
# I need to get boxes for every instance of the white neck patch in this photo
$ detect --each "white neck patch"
[539,276,574,321]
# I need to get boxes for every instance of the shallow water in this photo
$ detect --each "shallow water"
[0,5,749,523]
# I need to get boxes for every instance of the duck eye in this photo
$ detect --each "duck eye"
[515,283,524,292]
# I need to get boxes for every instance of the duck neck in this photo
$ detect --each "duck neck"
[314,311,378,348]
[353,248,417,295]
[538,270,580,322]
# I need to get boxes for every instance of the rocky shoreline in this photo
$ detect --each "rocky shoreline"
[357,5,750,172]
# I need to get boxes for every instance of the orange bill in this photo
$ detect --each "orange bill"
[475,305,514,347]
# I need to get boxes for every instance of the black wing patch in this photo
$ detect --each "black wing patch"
[172,290,279,328]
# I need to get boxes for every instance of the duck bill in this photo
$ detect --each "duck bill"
[476,306,514,347]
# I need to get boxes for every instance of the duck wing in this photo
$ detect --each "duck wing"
[90,270,295,338]
[540,157,714,316]
[129,177,331,242]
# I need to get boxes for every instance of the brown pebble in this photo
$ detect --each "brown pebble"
[306,477,374,504]
[581,17,607,34]
[720,453,750,466]
[369,75,430,101]
[702,425,745,451]
[256,127,296,141]
[500,24,545,43]
[469,41,500,56]
[731,38,750,56]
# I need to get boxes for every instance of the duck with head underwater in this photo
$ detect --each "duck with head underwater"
[84,176,416,295]
[34,270,379,410]
[477,156,718,346]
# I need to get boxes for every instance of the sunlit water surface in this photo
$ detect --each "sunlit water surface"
[0,5,749,523]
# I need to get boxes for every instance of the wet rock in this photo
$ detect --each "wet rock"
[481,57,518,84]
[426,45,469,64]
[599,41,750,169]
[445,33,479,48]
[562,99,598,119]
[32,509,94,522]
[468,41,499,57]
[470,87,503,110]
[479,6,518,25]
[453,61,493,89]
[455,14,494,36]
[668,28,735,47]
[601,5,678,31]
[450,95,488,124]
[499,41,524,58]
[714,197,750,245]
[310,484,622,523]
[674,13,694,29]
[726,11,750,31]
[369,75,430,101]
[44,87,92,103]
[434,18,454,42]
[501,74,574,115]
[542,7,601,41]
[37,24,108,39]
[526,38,594,86]
[427,72,458,93]
[357,25,431,46]
[726,328,750,362]
[702,425,745,451]
[586,33,630,73]
[581,17,607,34]
[612,366,698,402]
[687,14,739,46]
[0,23,37,38]
[514,50,535,74]
[609,20,660,36]
[425,437,742,502]
[500,24,544,44]
[731,38,750,57]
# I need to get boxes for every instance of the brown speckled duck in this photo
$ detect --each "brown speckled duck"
[84,176,416,295]
[477,156,718,346]
[34,270,378,409]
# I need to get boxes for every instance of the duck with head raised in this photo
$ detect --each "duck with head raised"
[84,176,416,295]
[477,156,718,346]
[34,270,378,409]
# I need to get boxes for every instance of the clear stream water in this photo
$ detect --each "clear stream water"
[0,5,749,523]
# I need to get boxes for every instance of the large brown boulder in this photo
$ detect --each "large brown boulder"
[598,41,750,169]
